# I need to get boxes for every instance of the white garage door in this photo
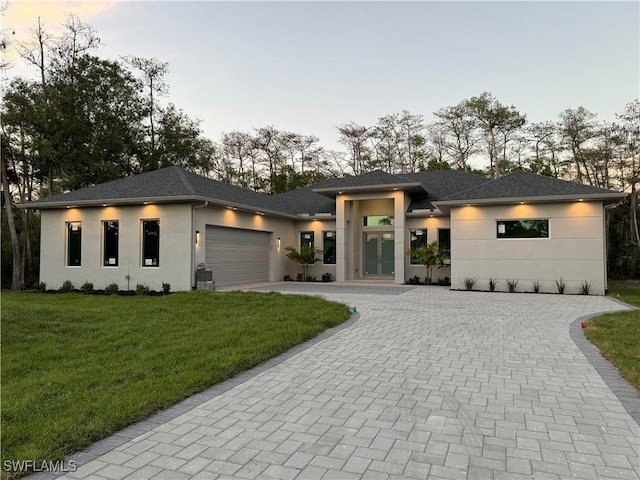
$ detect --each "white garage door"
[205,226,271,287]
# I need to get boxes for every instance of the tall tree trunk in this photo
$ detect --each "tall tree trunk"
[2,157,24,290]
[630,184,640,246]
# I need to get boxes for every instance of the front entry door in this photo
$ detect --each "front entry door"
[364,232,394,276]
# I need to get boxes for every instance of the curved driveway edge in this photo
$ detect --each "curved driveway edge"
[28,285,640,480]
[570,312,640,426]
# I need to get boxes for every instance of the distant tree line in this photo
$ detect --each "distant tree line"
[2,15,639,289]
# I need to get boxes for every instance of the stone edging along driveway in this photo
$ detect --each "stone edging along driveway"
[27,285,640,480]
[569,305,640,426]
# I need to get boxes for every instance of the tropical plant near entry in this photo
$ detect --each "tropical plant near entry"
[285,245,323,281]
[463,277,477,290]
[506,278,519,293]
[405,241,449,284]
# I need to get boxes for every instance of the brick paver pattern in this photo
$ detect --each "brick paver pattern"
[56,285,639,480]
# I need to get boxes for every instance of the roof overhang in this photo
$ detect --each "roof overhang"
[433,192,628,213]
[18,195,300,219]
[406,208,447,218]
[313,182,425,198]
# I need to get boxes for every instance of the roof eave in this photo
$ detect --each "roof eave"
[433,192,628,213]
[19,195,300,219]
[313,182,425,198]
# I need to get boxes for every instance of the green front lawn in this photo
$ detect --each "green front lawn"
[1,291,351,477]
[585,281,640,392]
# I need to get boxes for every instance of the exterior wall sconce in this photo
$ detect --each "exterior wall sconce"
[277,237,281,249]
[196,231,200,244]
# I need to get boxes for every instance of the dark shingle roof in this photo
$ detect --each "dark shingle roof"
[439,170,625,202]
[400,170,491,211]
[24,166,290,215]
[23,167,624,216]
[313,170,418,189]
[273,186,337,215]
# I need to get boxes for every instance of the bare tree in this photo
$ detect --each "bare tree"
[124,56,169,170]
[558,107,600,185]
[337,122,371,175]
[465,92,526,178]
[432,103,478,171]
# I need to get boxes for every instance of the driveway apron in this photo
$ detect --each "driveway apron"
[45,285,639,480]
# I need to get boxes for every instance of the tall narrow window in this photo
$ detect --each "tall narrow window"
[438,228,451,253]
[323,231,336,264]
[300,231,314,249]
[103,221,119,266]
[409,229,427,264]
[142,220,160,267]
[66,221,82,266]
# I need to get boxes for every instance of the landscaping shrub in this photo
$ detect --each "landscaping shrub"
[80,281,94,294]
[135,283,150,296]
[34,281,47,293]
[556,278,566,294]
[579,280,594,295]
[488,278,498,292]
[506,278,519,293]
[105,283,119,295]
[162,282,171,295]
[463,277,477,290]
[531,280,542,293]
[58,280,74,293]
[321,272,333,282]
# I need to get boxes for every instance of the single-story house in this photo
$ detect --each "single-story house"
[22,166,626,294]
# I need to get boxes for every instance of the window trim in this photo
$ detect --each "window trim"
[66,221,82,267]
[102,220,119,267]
[496,219,550,239]
[141,219,160,268]
[409,228,427,265]
[363,215,394,227]
[322,230,336,265]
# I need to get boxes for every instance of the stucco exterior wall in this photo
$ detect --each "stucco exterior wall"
[334,191,407,283]
[450,201,607,294]
[405,216,452,282]
[39,203,193,291]
[292,219,338,280]
[193,206,297,285]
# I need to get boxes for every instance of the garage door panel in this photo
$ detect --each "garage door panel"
[205,226,270,287]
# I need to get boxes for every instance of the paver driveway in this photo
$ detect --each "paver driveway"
[49,284,639,480]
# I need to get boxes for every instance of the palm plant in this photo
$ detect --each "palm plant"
[405,241,449,284]
[285,245,323,281]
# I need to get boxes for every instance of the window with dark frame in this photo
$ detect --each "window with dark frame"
[103,221,119,266]
[363,215,394,226]
[438,228,451,253]
[323,231,336,264]
[497,219,549,238]
[66,221,82,266]
[300,231,314,249]
[409,229,427,265]
[142,220,160,267]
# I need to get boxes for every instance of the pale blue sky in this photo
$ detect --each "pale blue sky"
[6,1,640,152]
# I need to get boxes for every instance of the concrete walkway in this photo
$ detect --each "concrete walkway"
[41,284,639,479]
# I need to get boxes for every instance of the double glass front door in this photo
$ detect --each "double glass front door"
[364,232,394,276]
